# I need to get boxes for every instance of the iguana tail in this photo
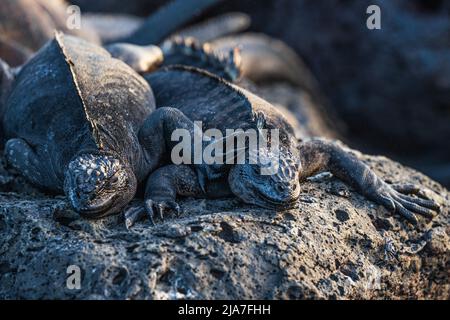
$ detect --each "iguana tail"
[174,12,251,43]
[114,0,224,46]
[0,58,15,145]
[0,37,32,67]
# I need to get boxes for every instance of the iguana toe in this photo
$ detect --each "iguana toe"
[124,205,147,230]
[391,183,441,210]
[370,183,440,224]
[391,183,422,195]
[397,193,441,212]
[391,183,441,218]
[145,199,181,223]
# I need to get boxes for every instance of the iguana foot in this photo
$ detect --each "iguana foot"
[383,237,399,262]
[145,199,181,222]
[124,204,151,229]
[4,138,53,189]
[367,182,440,224]
[124,199,181,229]
[391,183,433,199]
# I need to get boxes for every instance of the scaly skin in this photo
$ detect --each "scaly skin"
[0,0,240,219]
[2,31,241,219]
[0,27,244,218]
[123,66,440,227]
[161,37,241,82]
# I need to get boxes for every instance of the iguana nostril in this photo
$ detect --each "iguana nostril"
[276,184,287,193]
[76,176,84,185]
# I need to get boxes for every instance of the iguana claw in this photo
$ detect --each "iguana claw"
[124,204,147,229]
[371,183,441,224]
[145,199,181,223]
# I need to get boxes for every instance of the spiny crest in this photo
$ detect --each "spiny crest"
[248,145,300,175]
[162,36,242,82]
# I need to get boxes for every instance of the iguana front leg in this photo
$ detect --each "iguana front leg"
[125,164,231,228]
[5,138,61,191]
[126,105,188,228]
[298,138,441,224]
[1,58,14,119]
[138,106,229,183]
[126,107,229,228]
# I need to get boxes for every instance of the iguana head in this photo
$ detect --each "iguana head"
[228,149,300,209]
[64,154,137,218]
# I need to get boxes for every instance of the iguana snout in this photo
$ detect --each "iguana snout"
[64,154,137,218]
[228,159,300,210]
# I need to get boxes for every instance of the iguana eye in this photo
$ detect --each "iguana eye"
[110,176,119,184]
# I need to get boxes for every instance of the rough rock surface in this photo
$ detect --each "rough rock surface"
[0,147,448,299]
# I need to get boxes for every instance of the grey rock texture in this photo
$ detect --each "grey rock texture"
[0,148,448,299]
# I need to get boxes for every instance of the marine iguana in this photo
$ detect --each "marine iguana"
[2,34,162,217]
[122,65,440,227]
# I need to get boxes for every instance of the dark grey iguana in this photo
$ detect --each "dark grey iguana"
[122,65,441,227]
[2,34,163,218]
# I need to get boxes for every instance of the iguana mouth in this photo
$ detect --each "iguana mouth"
[257,191,299,210]
[76,194,118,218]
